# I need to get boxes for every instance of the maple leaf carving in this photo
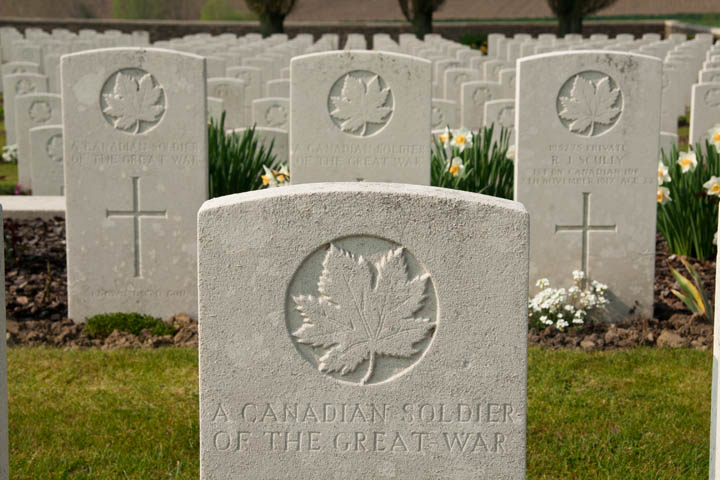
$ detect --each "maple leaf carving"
[265,104,288,127]
[46,134,63,162]
[559,75,621,136]
[15,79,36,95]
[293,244,433,385]
[330,74,392,136]
[102,72,164,134]
[29,101,52,124]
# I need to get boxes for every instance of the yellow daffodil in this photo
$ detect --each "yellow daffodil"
[677,151,697,173]
[437,127,451,146]
[704,176,720,196]
[709,124,720,150]
[657,161,671,185]
[261,165,275,187]
[448,157,465,177]
[450,128,473,152]
[275,165,290,184]
[657,186,671,205]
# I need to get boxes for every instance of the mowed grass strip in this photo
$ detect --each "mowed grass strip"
[9,347,198,479]
[528,347,711,479]
[7,347,711,479]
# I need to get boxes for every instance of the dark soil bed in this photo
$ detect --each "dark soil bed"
[3,218,715,350]
[4,218,196,349]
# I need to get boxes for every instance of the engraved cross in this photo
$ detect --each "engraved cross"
[106,176,167,278]
[554,192,616,280]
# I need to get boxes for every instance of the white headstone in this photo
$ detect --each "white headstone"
[0,207,7,480]
[711,211,720,478]
[690,83,720,145]
[516,51,661,320]
[460,81,504,130]
[15,92,62,190]
[29,124,64,195]
[207,96,224,123]
[2,72,48,145]
[207,78,246,129]
[252,97,289,130]
[61,48,208,322]
[266,78,290,98]
[290,51,431,184]
[431,99,457,130]
[198,182,529,479]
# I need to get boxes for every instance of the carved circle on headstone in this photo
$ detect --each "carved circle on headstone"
[328,70,394,137]
[454,73,468,86]
[265,104,288,127]
[46,133,63,162]
[285,236,438,386]
[497,106,515,128]
[705,88,720,108]
[556,70,623,137]
[29,100,52,124]
[15,78,36,95]
[472,86,492,106]
[100,68,166,135]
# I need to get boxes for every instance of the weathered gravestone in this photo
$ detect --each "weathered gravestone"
[62,48,208,322]
[516,51,661,320]
[2,72,48,145]
[711,213,720,478]
[207,96,224,123]
[198,182,528,479]
[252,97,289,130]
[0,208,7,480]
[29,125,64,195]
[690,83,720,145]
[15,93,62,190]
[207,78,246,129]
[290,51,431,184]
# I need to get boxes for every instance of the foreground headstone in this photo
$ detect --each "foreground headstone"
[198,182,528,479]
[516,51,661,320]
[15,93,62,190]
[62,48,207,322]
[711,211,720,478]
[29,125,64,195]
[0,208,7,480]
[290,51,431,184]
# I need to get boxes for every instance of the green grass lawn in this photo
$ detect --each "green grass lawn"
[7,346,712,479]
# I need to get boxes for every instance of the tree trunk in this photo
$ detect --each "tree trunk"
[259,13,285,37]
[557,11,583,36]
[412,10,433,39]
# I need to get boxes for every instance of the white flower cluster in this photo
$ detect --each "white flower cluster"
[1,145,17,164]
[528,271,609,331]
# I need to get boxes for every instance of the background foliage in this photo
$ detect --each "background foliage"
[208,113,278,198]
[431,125,514,199]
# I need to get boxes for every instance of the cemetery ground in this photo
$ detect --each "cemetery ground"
[5,346,710,479]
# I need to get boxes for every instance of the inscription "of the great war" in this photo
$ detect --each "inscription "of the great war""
[209,401,521,454]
